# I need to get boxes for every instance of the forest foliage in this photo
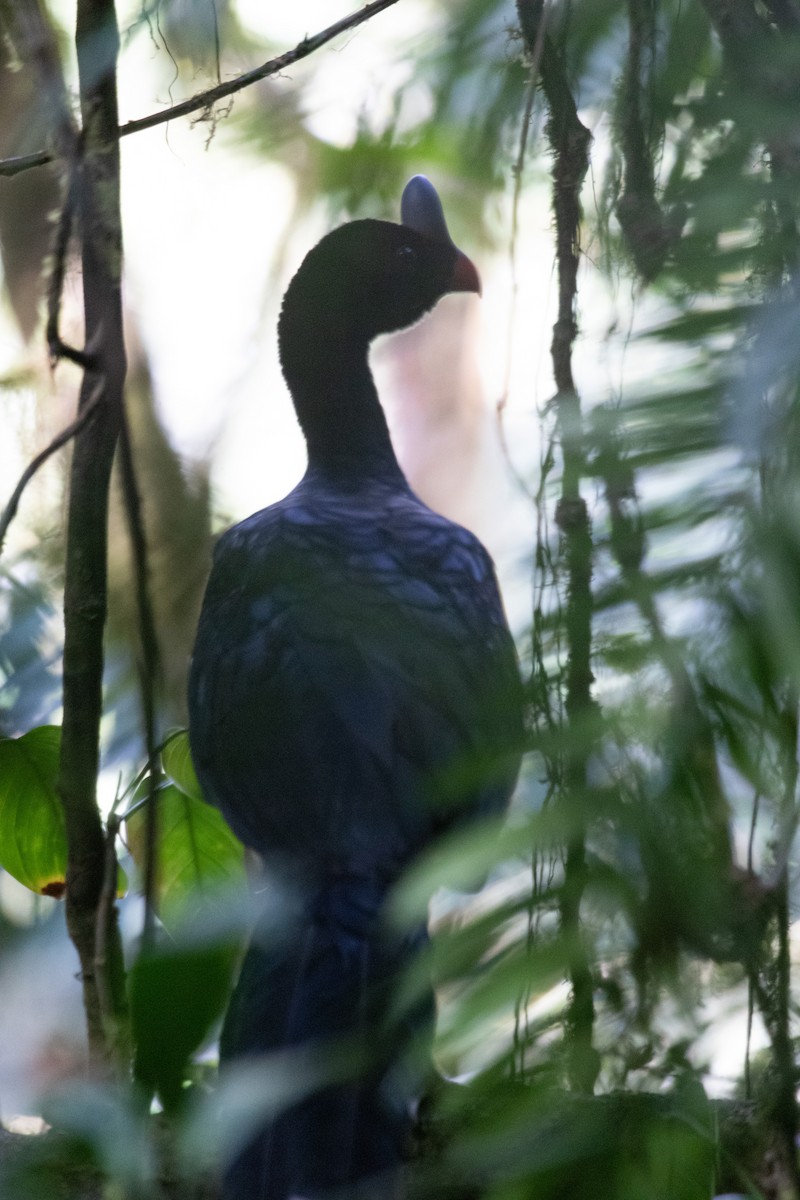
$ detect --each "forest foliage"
[1,0,800,1196]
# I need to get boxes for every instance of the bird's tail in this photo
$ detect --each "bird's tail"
[220,874,431,1200]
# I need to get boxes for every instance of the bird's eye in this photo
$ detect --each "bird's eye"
[395,245,418,269]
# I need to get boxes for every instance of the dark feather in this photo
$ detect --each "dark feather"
[188,177,522,1199]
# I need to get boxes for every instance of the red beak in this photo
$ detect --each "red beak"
[449,248,481,297]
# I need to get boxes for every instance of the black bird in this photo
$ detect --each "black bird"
[188,177,522,1200]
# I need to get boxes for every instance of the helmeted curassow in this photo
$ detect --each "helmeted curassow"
[188,176,523,1200]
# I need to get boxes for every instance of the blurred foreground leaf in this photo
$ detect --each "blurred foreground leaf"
[414,1078,716,1200]
[41,1081,155,1194]
[130,932,239,1112]
[179,1052,334,1182]
[124,731,248,1109]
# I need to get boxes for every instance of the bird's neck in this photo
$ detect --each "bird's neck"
[282,333,406,485]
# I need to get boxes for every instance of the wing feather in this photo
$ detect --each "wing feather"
[188,489,522,879]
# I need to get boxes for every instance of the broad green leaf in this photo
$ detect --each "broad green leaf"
[0,725,66,896]
[130,936,239,1112]
[126,783,245,921]
[161,729,204,802]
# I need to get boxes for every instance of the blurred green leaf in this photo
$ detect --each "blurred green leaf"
[126,780,245,922]
[41,1080,155,1192]
[179,1053,331,1180]
[0,725,66,896]
[162,728,204,802]
[388,814,547,926]
[422,1082,715,1199]
[130,933,239,1112]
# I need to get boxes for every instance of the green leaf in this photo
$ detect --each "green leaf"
[161,729,204,802]
[0,725,66,896]
[126,782,245,922]
[130,935,239,1112]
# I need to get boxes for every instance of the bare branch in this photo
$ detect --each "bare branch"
[0,150,52,177]
[93,807,129,1072]
[0,384,103,559]
[117,0,402,135]
[46,161,97,369]
[0,0,402,178]
[517,0,597,1095]
[60,0,129,1071]
[616,0,685,281]
[116,411,162,950]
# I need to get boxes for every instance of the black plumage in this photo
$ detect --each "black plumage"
[188,177,522,1200]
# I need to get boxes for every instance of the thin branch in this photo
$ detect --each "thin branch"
[0,384,103,558]
[616,0,683,281]
[59,0,130,1072]
[747,781,762,874]
[116,411,162,950]
[745,971,754,1099]
[767,704,800,1194]
[94,809,120,1029]
[94,797,130,1072]
[117,0,402,135]
[517,0,597,1095]
[0,149,51,178]
[765,869,800,1194]
[46,159,98,369]
[118,784,159,824]
[0,0,403,178]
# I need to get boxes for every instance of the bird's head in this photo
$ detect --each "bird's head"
[279,176,480,365]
